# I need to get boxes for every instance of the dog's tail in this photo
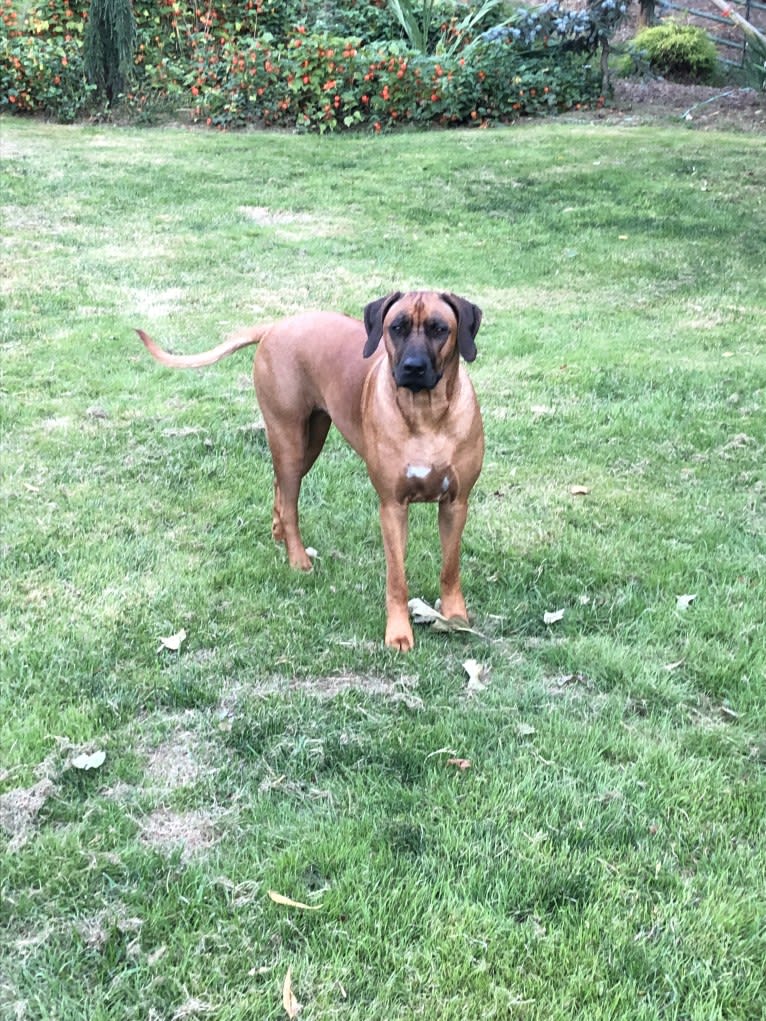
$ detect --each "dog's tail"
[136,325,271,369]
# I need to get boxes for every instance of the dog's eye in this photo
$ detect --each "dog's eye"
[390,316,411,337]
[427,319,449,340]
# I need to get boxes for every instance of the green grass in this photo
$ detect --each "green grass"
[1,116,765,1020]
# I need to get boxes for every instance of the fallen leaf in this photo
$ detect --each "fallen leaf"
[543,609,565,625]
[268,891,322,911]
[159,628,187,652]
[570,485,590,496]
[550,672,589,692]
[446,757,472,770]
[408,598,485,638]
[282,966,301,1019]
[463,658,489,694]
[720,705,740,722]
[516,723,536,737]
[664,658,685,672]
[305,547,319,560]
[71,750,106,771]
[531,404,554,416]
[676,594,697,610]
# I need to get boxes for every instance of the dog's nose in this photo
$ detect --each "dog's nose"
[401,356,427,377]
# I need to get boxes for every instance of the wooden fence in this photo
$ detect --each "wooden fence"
[663,0,766,65]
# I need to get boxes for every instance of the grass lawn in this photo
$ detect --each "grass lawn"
[1,115,765,1020]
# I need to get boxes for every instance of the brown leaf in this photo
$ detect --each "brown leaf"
[446,757,472,770]
[268,890,322,911]
[664,658,685,672]
[570,485,590,496]
[408,598,485,638]
[282,966,301,1019]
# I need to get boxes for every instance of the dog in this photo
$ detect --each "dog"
[138,291,484,650]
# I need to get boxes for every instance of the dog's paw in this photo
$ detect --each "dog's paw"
[287,548,314,571]
[385,623,414,652]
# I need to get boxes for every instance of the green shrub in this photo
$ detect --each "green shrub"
[631,19,720,83]
[0,0,607,127]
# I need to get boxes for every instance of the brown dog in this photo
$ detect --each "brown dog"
[138,291,484,650]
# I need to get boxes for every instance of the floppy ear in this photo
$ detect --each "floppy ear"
[363,291,402,358]
[441,293,482,363]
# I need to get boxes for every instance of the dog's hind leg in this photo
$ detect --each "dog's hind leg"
[268,411,331,570]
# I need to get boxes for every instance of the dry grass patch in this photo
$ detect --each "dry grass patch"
[139,806,224,861]
[239,206,348,241]
[144,727,207,790]
[220,673,424,714]
[0,778,56,852]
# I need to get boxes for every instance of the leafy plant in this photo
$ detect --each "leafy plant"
[83,0,136,103]
[631,19,720,83]
[437,0,509,57]
[0,0,613,127]
[387,0,509,57]
[387,0,437,53]
[0,0,94,119]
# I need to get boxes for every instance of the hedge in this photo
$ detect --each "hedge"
[1,0,616,128]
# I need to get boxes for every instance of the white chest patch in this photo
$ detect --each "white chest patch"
[406,464,432,479]
[441,476,450,492]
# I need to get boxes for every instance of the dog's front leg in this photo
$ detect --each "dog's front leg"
[438,498,469,623]
[378,500,414,651]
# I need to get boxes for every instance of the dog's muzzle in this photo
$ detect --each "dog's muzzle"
[394,355,442,393]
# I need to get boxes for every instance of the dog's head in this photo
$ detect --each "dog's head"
[363,291,482,393]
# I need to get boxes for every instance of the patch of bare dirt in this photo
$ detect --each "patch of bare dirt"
[607,79,766,130]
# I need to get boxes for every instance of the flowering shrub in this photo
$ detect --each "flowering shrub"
[482,0,629,53]
[0,0,93,120]
[1,0,619,127]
